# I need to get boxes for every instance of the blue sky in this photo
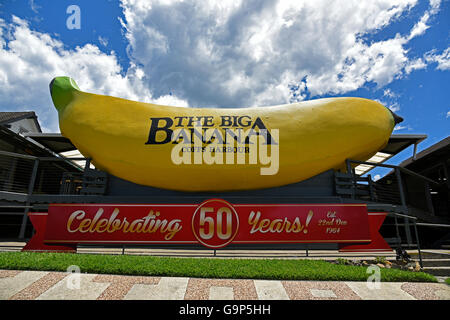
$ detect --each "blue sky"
[0,0,448,172]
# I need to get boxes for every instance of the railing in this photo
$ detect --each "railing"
[0,150,446,251]
[416,222,450,249]
[384,212,423,267]
[0,151,36,194]
[0,150,91,196]
[343,159,441,213]
[0,150,92,238]
[339,159,450,264]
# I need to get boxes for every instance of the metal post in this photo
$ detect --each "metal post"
[404,218,413,247]
[413,143,418,160]
[84,158,91,171]
[395,168,412,247]
[19,158,39,239]
[346,159,356,199]
[442,161,450,189]
[213,249,216,257]
[345,159,352,175]
[367,174,375,201]
[413,221,423,268]
[395,168,407,207]
[394,215,402,251]
[424,182,435,215]
[305,244,309,257]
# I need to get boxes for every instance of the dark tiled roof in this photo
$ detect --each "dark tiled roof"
[0,111,37,124]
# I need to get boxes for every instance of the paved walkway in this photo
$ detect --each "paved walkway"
[1,269,449,300]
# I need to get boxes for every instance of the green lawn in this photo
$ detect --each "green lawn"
[0,251,437,282]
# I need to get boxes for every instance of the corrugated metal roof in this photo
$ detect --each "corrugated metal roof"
[22,132,76,153]
[354,134,427,176]
[398,136,450,169]
[0,111,37,124]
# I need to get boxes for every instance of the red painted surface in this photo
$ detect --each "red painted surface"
[338,212,391,252]
[22,200,388,252]
[21,213,76,252]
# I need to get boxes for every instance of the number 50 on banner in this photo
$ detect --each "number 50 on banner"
[192,199,240,248]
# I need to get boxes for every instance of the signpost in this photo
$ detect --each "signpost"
[22,199,390,252]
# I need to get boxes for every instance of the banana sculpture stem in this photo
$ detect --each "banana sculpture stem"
[50,76,401,192]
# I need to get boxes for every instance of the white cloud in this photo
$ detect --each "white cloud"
[29,0,40,14]
[408,0,441,40]
[120,0,444,107]
[388,102,401,112]
[154,94,189,107]
[98,36,108,47]
[383,89,397,98]
[429,0,442,13]
[394,124,407,131]
[394,124,413,131]
[425,48,450,70]
[447,111,450,118]
[405,58,427,74]
[0,0,447,133]
[0,16,188,132]
[408,12,430,40]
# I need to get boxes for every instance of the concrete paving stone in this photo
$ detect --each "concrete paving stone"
[310,289,337,298]
[184,278,258,300]
[1,269,448,300]
[0,270,21,278]
[93,274,161,300]
[0,271,48,300]
[401,282,450,300]
[124,277,189,300]
[434,288,450,300]
[10,272,67,300]
[254,280,289,300]
[345,282,416,300]
[282,281,361,300]
[36,274,110,300]
[209,286,234,300]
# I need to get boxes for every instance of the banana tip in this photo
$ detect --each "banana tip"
[389,109,404,124]
[49,78,56,96]
[49,76,80,113]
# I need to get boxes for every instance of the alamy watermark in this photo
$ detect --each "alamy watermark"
[366,265,381,290]
[169,126,280,175]
[66,265,81,290]
[66,5,81,30]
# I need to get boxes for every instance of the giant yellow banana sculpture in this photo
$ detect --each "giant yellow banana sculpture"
[50,76,401,192]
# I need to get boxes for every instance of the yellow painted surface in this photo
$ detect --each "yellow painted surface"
[52,77,395,192]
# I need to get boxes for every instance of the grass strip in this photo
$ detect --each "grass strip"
[0,251,437,282]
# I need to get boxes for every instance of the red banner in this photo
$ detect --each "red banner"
[338,213,391,252]
[22,199,375,251]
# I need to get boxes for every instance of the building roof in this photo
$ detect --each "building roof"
[376,136,449,188]
[0,111,42,133]
[354,134,427,175]
[397,136,450,171]
[0,125,54,157]
[0,125,84,172]
[381,134,427,155]
[22,132,76,153]
[0,111,37,124]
